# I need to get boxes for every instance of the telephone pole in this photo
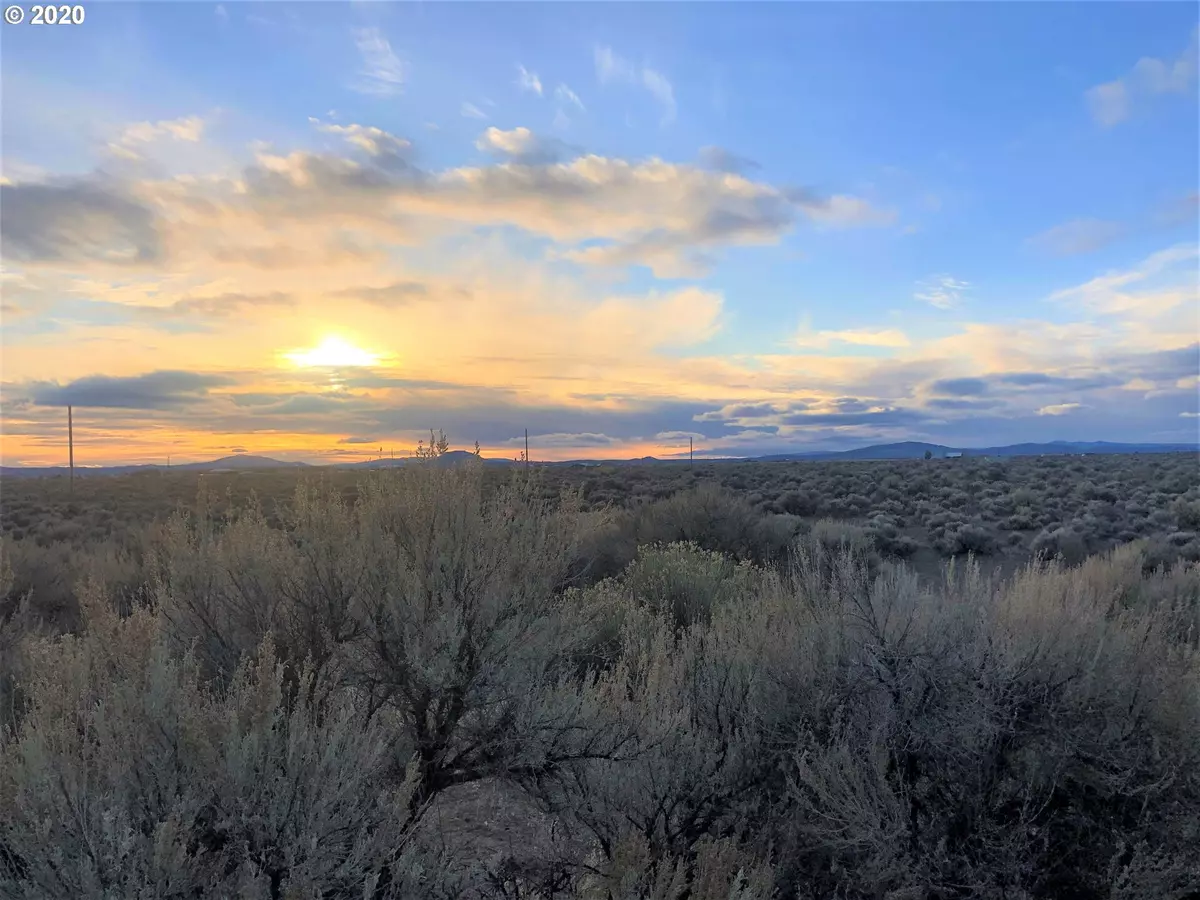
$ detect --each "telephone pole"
[68,405,75,493]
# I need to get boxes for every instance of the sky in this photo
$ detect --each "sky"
[1,2,1198,466]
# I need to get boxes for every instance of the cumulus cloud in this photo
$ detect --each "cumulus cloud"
[310,120,413,161]
[1086,27,1198,127]
[351,27,406,96]
[106,116,205,160]
[475,127,578,164]
[3,122,892,281]
[7,114,1197,463]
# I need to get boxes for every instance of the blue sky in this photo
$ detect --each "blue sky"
[1,2,1197,464]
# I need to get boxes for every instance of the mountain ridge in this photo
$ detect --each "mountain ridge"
[2,440,1196,479]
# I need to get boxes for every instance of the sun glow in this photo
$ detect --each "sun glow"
[283,335,381,368]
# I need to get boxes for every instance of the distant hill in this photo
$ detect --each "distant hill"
[174,455,309,471]
[0,454,308,480]
[749,440,1199,462]
[2,440,1195,480]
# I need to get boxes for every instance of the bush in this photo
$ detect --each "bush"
[1031,527,1089,565]
[4,457,1200,896]
[943,522,998,556]
[0,587,456,898]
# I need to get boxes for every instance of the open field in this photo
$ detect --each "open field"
[2,453,1200,898]
[3,452,1198,618]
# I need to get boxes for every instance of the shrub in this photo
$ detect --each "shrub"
[634,484,762,562]
[1031,527,1089,565]
[0,587,456,898]
[623,542,761,631]
[943,522,998,556]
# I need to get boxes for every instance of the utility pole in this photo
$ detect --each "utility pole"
[68,405,75,493]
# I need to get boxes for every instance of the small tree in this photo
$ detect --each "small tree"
[924,449,933,460]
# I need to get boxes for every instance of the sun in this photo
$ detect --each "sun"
[283,335,381,368]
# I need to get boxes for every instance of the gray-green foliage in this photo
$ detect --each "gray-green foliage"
[3,459,1200,899]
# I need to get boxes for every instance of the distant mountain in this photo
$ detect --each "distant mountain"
[174,455,309,471]
[749,440,1199,462]
[0,454,308,479]
[2,440,1195,480]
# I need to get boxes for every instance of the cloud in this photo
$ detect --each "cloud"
[310,120,412,161]
[142,292,296,319]
[1086,80,1130,128]
[594,45,637,84]
[1155,191,1200,228]
[25,370,234,409]
[215,3,228,23]
[555,84,585,110]
[1086,28,1198,127]
[351,27,406,97]
[475,127,578,165]
[333,280,435,308]
[640,68,676,125]
[0,179,161,265]
[1037,402,1085,416]
[929,376,989,397]
[338,435,378,444]
[697,146,759,175]
[914,274,970,310]
[1028,218,1127,257]
[795,327,911,350]
[461,102,488,120]
[1049,242,1198,318]
[515,64,543,96]
[594,45,676,124]
[3,121,891,282]
[106,115,205,160]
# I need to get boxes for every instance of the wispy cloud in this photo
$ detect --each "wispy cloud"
[555,83,584,110]
[106,116,205,160]
[1027,218,1127,257]
[594,44,676,125]
[795,326,911,350]
[351,27,406,97]
[914,275,970,310]
[515,64,542,96]
[1086,27,1198,127]
[214,4,228,24]
[460,101,488,120]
